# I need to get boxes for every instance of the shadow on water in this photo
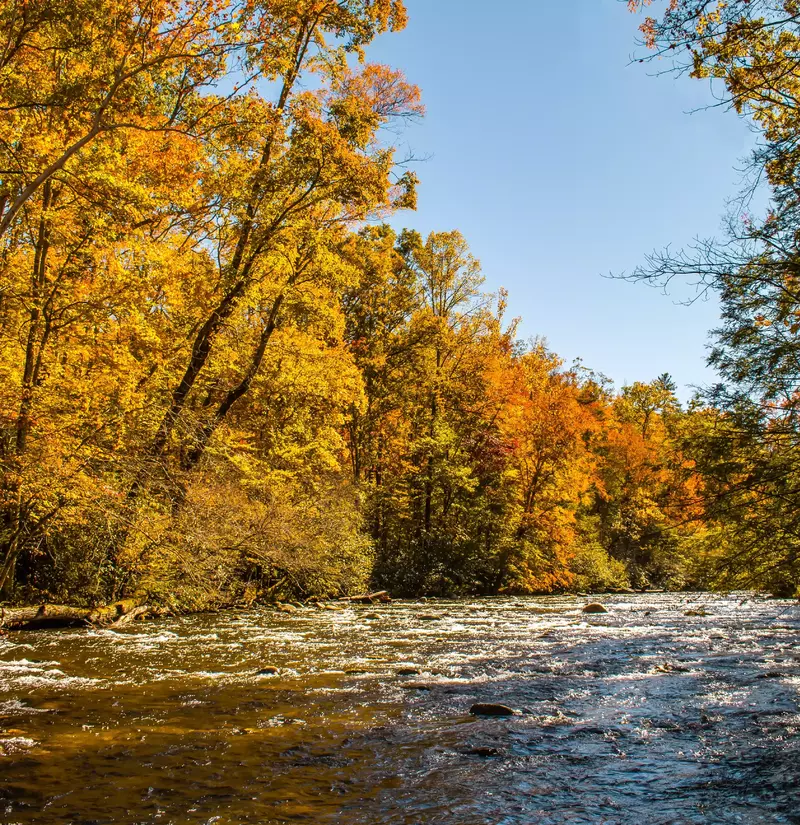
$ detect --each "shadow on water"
[1,594,799,824]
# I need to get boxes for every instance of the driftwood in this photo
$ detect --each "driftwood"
[107,605,153,627]
[347,590,392,605]
[86,598,143,626]
[0,599,156,631]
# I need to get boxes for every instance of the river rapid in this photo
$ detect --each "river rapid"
[1,593,799,825]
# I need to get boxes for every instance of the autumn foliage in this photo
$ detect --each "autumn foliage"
[0,0,721,605]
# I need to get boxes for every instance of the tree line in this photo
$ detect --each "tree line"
[0,0,796,608]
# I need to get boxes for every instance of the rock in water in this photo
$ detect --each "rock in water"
[255,667,279,676]
[583,603,608,614]
[396,667,421,676]
[461,746,500,757]
[469,703,515,717]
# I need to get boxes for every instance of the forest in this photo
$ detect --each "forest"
[0,0,798,609]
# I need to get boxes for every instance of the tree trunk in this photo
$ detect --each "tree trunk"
[134,25,314,481]
[180,291,285,476]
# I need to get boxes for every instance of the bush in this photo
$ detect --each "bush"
[570,542,629,593]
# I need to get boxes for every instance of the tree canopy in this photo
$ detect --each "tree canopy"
[0,0,796,606]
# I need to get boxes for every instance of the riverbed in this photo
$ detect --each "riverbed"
[1,593,798,824]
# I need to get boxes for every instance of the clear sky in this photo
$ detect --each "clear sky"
[367,0,756,401]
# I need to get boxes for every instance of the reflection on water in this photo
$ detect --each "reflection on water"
[1,594,799,824]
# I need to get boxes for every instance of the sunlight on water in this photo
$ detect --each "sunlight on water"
[1,594,799,824]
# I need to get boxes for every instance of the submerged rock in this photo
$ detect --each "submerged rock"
[418,613,442,621]
[570,725,606,736]
[396,667,421,676]
[582,603,608,614]
[461,746,500,757]
[653,662,690,674]
[684,608,707,617]
[469,703,515,717]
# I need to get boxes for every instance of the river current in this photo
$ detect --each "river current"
[1,593,798,824]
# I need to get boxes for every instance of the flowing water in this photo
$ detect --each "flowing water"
[1,593,799,824]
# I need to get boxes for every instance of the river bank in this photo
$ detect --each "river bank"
[2,593,799,823]
[0,586,731,632]
[0,590,397,631]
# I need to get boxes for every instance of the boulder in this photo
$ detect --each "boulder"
[469,703,515,717]
[255,666,279,676]
[582,603,608,614]
[275,603,296,613]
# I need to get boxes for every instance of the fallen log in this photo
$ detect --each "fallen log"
[349,590,392,605]
[0,598,151,631]
[0,604,94,630]
[86,599,143,626]
[108,605,153,627]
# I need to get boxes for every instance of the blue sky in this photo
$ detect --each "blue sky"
[367,0,756,400]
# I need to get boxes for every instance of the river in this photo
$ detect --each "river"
[1,593,799,824]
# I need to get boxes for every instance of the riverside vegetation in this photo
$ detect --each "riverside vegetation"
[0,0,799,615]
